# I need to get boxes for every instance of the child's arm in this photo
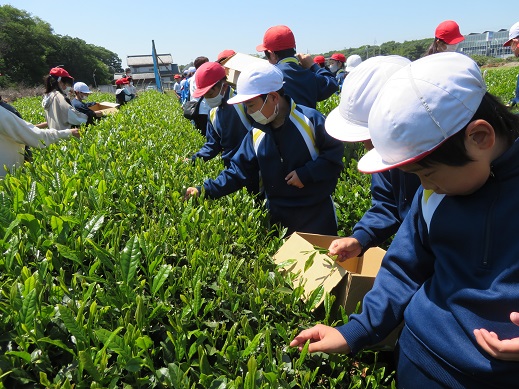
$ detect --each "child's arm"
[473,312,519,361]
[290,324,351,354]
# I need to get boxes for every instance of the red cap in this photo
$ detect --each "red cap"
[330,53,346,63]
[435,20,464,45]
[256,25,296,52]
[49,67,73,80]
[115,77,129,85]
[217,49,236,62]
[192,62,226,98]
[313,55,325,65]
[174,74,181,79]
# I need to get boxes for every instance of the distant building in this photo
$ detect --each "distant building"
[115,54,180,90]
[458,29,513,58]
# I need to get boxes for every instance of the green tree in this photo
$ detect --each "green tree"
[0,4,121,86]
[0,5,55,85]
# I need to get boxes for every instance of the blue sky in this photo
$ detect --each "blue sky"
[5,0,517,69]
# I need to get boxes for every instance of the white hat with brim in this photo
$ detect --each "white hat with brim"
[358,52,486,174]
[227,62,284,105]
[73,82,92,94]
[504,21,519,46]
[325,55,411,143]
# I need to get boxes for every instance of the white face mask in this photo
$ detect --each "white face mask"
[443,43,459,52]
[329,63,339,73]
[249,95,278,125]
[204,84,224,108]
[63,86,72,94]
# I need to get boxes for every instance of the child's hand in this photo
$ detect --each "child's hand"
[473,312,519,361]
[328,237,362,262]
[184,187,199,200]
[290,324,351,354]
[285,170,304,188]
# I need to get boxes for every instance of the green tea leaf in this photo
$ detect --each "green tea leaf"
[20,288,36,331]
[120,234,141,286]
[304,252,316,272]
[151,264,172,296]
[59,305,88,344]
[83,214,104,239]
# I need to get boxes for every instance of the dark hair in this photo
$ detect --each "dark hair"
[418,92,519,167]
[424,38,446,56]
[194,56,209,69]
[259,89,285,101]
[44,75,63,94]
[264,48,296,61]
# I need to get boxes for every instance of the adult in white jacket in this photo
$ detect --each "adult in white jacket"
[0,105,79,178]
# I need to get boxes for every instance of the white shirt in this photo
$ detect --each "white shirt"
[0,106,72,178]
[190,72,211,115]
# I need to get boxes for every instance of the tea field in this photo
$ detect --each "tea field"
[0,65,517,388]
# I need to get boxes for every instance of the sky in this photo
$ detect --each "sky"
[4,0,518,70]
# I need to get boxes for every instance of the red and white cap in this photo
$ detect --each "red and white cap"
[435,20,464,45]
[192,62,226,98]
[358,52,486,173]
[313,55,325,65]
[227,62,284,105]
[49,67,73,80]
[115,77,130,85]
[326,55,410,143]
[256,25,296,52]
[330,53,346,63]
[217,49,236,62]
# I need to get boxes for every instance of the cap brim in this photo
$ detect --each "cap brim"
[503,39,513,47]
[325,107,370,142]
[358,146,437,173]
[192,84,215,98]
[227,93,261,105]
[256,44,267,52]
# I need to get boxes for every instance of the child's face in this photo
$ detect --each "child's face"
[399,159,490,196]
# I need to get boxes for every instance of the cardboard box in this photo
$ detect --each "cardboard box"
[274,232,400,349]
[219,53,268,87]
[89,101,119,115]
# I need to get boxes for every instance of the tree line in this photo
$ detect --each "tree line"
[0,5,122,88]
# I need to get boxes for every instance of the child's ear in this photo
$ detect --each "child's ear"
[465,119,495,150]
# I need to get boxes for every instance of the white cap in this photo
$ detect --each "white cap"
[345,54,363,72]
[73,82,92,94]
[504,21,519,46]
[188,66,196,73]
[227,62,284,104]
[358,52,486,173]
[326,55,410,142]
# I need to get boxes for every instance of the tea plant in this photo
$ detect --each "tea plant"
[0,90,395,388]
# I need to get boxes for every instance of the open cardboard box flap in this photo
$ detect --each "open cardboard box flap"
[273,232,385,311]
[219,53,268,87]
[89,101,119,115]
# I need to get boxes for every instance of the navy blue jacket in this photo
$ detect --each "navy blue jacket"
[192,87,251,168]
[201,97,344,208]
[71,99,97,125]
[276,57,338,109]
[338,138,519,388]
[352,169,421,253]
